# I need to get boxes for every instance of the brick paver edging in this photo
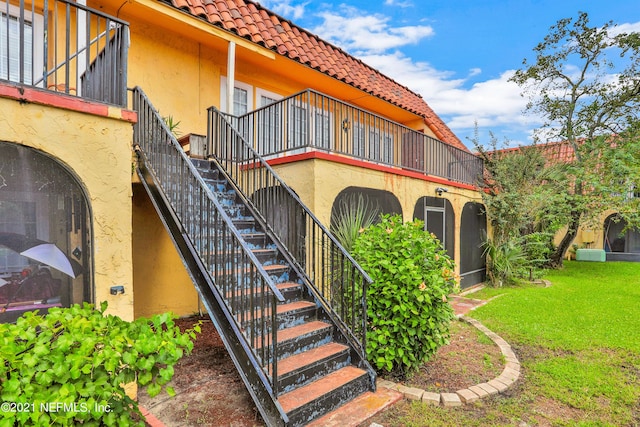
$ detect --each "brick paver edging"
[376,315,521,407]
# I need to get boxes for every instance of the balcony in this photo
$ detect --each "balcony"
[225,89,483,186]
[1,0,128,107]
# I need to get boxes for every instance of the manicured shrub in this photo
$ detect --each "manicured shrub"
[352,215,457,375]
[0,302,199,426]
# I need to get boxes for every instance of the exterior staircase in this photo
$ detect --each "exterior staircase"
[192,159,372,423]
[132,87,376,426]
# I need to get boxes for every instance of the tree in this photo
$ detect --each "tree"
[510,12,640,266]
[474,131,569,282]
[475,132,570,245]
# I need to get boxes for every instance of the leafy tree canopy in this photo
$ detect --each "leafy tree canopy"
[503,11,640,266]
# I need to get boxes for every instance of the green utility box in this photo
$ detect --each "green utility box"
[576,248,606,262]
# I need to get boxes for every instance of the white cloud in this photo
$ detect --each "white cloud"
[468,68,482,77]
[264,2,539,146]
[312,7,434,54]
[259,0,307,20]
[608,21,640,37]
[358,51,537,145]
[384,0,413,7]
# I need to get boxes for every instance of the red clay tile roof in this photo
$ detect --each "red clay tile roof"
[164,0,467,151]
[494,141,577,164]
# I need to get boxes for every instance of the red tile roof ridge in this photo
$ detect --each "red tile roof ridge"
[161,0,466,151]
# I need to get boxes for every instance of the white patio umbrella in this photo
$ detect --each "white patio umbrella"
[20,244,81,278]
[0,232,83,278]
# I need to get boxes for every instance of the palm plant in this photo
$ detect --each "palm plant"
[330,193,380,252]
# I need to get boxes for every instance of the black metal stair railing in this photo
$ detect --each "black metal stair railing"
[131,87,288,425]
[208,106,373,360]
[1,0,128,106]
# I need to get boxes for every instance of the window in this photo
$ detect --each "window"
[368,129,394,163]
[1,11,33,84]
[288,101,307,148]
[0,142,92,323]
[220,77,253,115]
[314,109,331,149]
[233,87,248,115]
[352,122,366,158]
[0,4,43,85]
[256,90,282,154]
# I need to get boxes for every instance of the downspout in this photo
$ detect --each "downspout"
[226,41,236,115]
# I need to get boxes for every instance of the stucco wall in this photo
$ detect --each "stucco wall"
[272,156,483,276]
[0,96,135,321]
[132,184,200,318]
[126,20,223,136]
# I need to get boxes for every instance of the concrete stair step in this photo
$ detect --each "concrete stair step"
[276,342,350,392]
[278,342,349,377]
[279,366,370,424]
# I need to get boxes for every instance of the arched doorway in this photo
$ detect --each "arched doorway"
[604,213,640,253]
[330,187,402,226]
[459,202,486,289]
[413,196,455,259]
[0,142,92,323]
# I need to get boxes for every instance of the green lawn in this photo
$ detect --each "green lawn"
[371,261,640,426]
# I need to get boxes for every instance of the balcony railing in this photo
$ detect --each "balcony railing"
[226,89,483,186]
[1,0,128,106]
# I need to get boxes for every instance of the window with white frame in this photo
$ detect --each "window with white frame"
[313,109,332,149]
[0,4,43,85]
[233,87,248,115]
[288,100,308,148]
[368,128,394,163]
[220,77,254,115]
[352,122,366,158]
[257,89,282,154]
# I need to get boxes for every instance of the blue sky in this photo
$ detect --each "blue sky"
[259,0,640,149]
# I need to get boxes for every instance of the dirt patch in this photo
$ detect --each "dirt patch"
[387,319,504,393]
[138,315,265,427]
[140,316,505,426]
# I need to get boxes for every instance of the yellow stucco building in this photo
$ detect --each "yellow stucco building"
[0,0,489,321]
[1,0,490,423]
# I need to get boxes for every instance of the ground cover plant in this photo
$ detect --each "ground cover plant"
[0,302,198,426]
[369,261,640,426]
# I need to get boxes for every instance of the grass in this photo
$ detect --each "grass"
[371,261,640,426]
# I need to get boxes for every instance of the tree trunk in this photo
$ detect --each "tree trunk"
[549,209,582,268]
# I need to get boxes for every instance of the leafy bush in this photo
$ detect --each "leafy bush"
[0,302,198,426]
[521,232,554,277]
[483,232,554,286]
[483,238,528,287]
[352,215,457,375]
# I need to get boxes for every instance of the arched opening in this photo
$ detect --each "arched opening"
[0,142,92,323]
[459,202,486,289]
[413,196,455,259]
[330,187,402,227]
[251,185,306,261]
[604,213,640,254]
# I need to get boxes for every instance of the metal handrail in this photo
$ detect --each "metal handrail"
[233,89,483,185]
[132,87,285,396]
[208,106,373,356]
[1,0,128,106]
